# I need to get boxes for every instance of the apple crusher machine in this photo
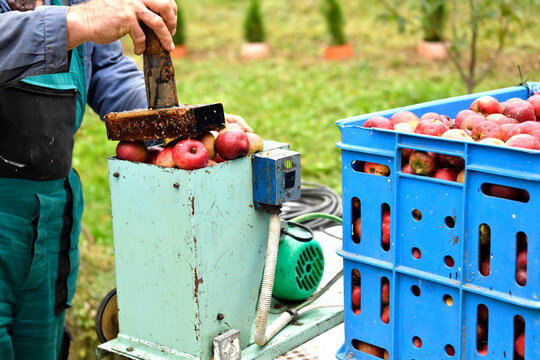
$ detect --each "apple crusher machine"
[94,27,343,360]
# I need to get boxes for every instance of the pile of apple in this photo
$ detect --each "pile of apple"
[364,90,540,150]
[114,123,264,170]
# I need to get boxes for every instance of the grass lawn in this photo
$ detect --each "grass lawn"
[68,0,540,357]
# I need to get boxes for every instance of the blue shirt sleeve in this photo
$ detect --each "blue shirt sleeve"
[86,41,148,119]
[0,2,70,85]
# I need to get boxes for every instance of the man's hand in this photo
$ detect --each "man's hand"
[225,114,253,133]
[66,0,177,54]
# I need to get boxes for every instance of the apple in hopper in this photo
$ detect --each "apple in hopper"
[460,113,486,131]
[216,130,250,160]
[527,94,540,120]
[381,281,390,305]
[364,162,391,176]
[506,134,540,150]
[433,168,458,181]
[439,154,465,168]
[219,123,245,133]
[363,116,394,130]
[455,109,477,128]
[421,112,453,127]
[409,151,439,176]
[471,121,505,141]
[196,132,217,160]
[214,153,225,163]
[470,96,502,115]
[441,129,473,141]
[414,119,449,137]
[246,132,264,155]
[488,184,521,201]
[391,111,419,126]
[147,145,163,165]
[172,139,209,170]
[116,140,150,163]
[517,249,527,269]
[155,146,175,167]
[503,99,536,123]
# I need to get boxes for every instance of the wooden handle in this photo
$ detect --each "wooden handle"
[142,24,179,109]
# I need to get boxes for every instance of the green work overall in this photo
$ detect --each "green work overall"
[0,16,87,359]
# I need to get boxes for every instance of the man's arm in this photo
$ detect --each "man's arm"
[0,4,71,85]
[86,41,148,119]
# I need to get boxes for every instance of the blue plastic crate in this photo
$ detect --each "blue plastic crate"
[336,83,540,359]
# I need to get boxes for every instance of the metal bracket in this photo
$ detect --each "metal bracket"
[213,329,241,360]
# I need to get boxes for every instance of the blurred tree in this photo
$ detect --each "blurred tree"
[244,0,265,43]
[172,0,185,46]
[322,0,348,45]
[420,0,446,42]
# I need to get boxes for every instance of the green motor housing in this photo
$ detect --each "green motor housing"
[272,224,325,301]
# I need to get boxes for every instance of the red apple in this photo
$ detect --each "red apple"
[409,151,439,176]
[478,343,488,356]
[503,100,536,123]
[439,154,465,168]
[352,217,361,242]
[501,123,518,141]
[219,123,245,134]
[480,260,490,276]
[477,322,488,342]
[402,148,414,158]
[381,281,390,305]
[196,132,217,160]
[216,130,250,160]
[460,113,486,131]
[401,163,415,174]
[412,247,421,259]
[457,168,465,183]
[506,134,540,150]
[214,153,225,163]
[352,197,360,211]
[479,223,490,246]
[172,139,209,170]
[516,269,527,286]
[414,119,449,137]
[433,168,458,181]
[351,286,361,308]
[353,308,361,315]
[391,111,419,125]
[441,129,474,141]
[155,146,175,168]
[488,184,521,201]
[517,249,527,269]
[471,121,505,141]
[445,345,455,357]
[470,96,502,115]
[363,116,394,130]
[147,145,163,165]
[207,159,217,166]
[381,210,390,248]
[364,162,390,176]
[455,109,477,128]
[381,305,389,324]
[246,132,264,155]
[485,113,517,126]
[116,140,150,163]
[515,332,525,358]
[506,121,540,142]
[413,337,422,348]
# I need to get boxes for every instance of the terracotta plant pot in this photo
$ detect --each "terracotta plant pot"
[417,40,449,60]
[241,43,270,60]
[170,45,188,58]
[324,43,353,60]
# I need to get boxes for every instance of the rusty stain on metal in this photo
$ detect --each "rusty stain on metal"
[113,172,119,178]
[193,266,203,341]
[454,236,459,245]
[173,182,179,189]
[190,196,195,216]
[217,313,224,321]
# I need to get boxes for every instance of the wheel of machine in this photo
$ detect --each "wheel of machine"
[95,288,119,343]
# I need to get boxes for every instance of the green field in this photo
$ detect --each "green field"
[69,0,540,357]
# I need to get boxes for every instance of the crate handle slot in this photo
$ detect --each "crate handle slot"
[514,315,525,359]
[481,183,530,203]
[352,339,388,359]
[351,269,361,315]
[477,304,489,355]
[516,232,527,287]
[381,277,390,324]
[479,224,491,277]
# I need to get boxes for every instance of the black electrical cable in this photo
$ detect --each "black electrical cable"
[281,182,342,231]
